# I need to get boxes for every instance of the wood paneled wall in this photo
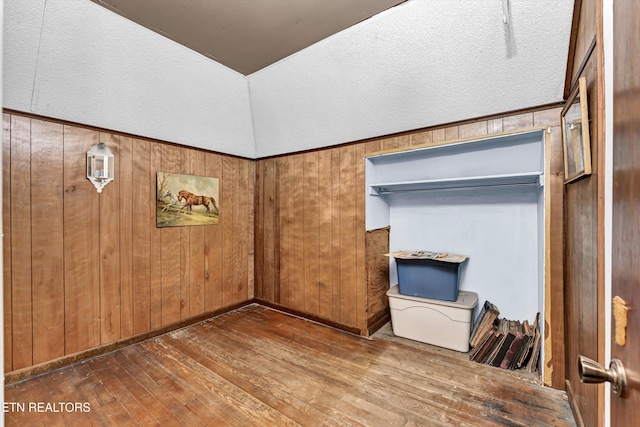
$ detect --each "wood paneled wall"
[2,112,255,373]
[563,0,605,425]
[255,107,567,388]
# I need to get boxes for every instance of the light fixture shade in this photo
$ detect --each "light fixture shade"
[87,142,114,193]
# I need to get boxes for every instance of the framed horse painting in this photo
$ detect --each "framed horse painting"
[156,172,220,227]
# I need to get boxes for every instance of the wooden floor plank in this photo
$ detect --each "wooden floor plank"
[86,355,161,426]
[144,338,298,427]
[183,323,395,426]
[113,350,206,426]
[162,333,351,426]
[205,311,497,426]
[242,307,573,424]
[5,305,576,427]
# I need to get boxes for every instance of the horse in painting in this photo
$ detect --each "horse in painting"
[177,190,218,216]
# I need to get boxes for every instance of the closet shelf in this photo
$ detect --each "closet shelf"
[368,172,543,195]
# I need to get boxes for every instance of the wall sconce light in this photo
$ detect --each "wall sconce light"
[87,142,114,193]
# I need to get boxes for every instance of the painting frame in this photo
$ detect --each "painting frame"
[561,76,592,184]
[156,172,220,228]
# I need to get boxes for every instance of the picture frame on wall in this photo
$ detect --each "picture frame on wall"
[561,76,592,183]
[156,172,220,227]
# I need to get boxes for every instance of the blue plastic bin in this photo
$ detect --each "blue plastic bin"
[396,257,464,301]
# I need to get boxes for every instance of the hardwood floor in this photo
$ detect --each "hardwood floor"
[4,305,576,426]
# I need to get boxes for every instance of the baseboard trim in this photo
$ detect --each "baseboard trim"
[4,300,254,385]
[254,298,362,335]
[367,308,391,337]
[4,299,366,384]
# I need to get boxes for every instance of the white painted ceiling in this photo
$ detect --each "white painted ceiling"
[90,0,406,75]
[4,0,574,158]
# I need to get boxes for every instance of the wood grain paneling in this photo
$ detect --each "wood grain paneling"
[355,143,366,331]
[132,138,152,335]
[459,122,487,139]
[30,120,66,363]
[338,145,358,327]
[204,152,223,312]
[572,0,597,88]
[11,116,34,368]
[2,114,12,372]
[279,157,292,306]
[255,108,565,354]
[534,108,566,390]
[562,0,604,423]
[2,113,255,373]
[563,53,602,427]
[240,159,253,301]
[317,150,333,320]
[63,125,101,356]
[99,132,122,344]
[188,150,206,316]
[160,144,182,326]
[179,149,191,320]
[119,135,134,338]
[366,227,390,328]
[330,150,342,320]
[503,113,534,132]
[3,108,563,374]
[444,125,459,140]
[303,151,319,315]
[149,143,163,330]
[221,157,236,307]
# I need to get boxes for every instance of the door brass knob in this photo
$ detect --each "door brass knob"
[578,355,627,397]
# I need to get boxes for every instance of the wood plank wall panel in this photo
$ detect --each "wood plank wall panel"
[534,107,566,390]
[562,0,604,423]
[160,144,182,326]
[2,113,255,373]
[253,160,266,301]
[291,154,305,310]
[31,120,66,365]
[179,149,191,320]
[572,0,596,86]
[265,158,279,302]
[366,227,390,325]
[254,107,565,361]
[188,150,206,317]
[132,138,152,335]
[221,157,236,307]
[236,158,252,302]
[149,143,163,330]
[303,152,320,315]
[63,125,101,356]
[330,150,342,320]
[119,136,134,339]
[10,115,33,369]
[317,150,333,320]
[564,53,602,427]
[204,152,224,312]
[355,144,367,331]
[279,156,293,307]
[99,132,122,344]
[338,145,358,327]
[2,114,12,372]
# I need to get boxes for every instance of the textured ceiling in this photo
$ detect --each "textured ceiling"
[90,0,406,75]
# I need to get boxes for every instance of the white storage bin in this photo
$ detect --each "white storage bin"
[387,284,478,352]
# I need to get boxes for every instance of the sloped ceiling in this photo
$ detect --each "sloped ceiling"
[90,0,406,75]
[4,0,574,158]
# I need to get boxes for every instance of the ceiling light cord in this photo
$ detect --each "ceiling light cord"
[502,0,510,25]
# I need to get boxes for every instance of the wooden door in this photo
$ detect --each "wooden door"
[610,0,640,424]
